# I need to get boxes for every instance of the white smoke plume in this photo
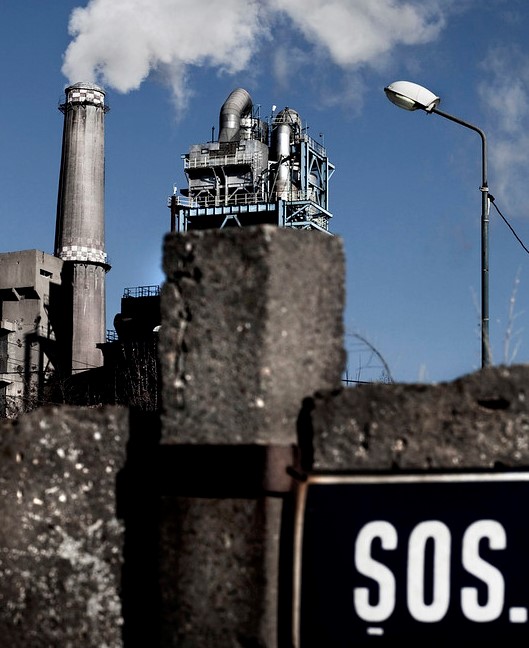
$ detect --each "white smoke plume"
[62,0,267,110]
[62,0,448,111]
[478,46,529,218]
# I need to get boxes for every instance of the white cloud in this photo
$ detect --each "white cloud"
[268,0,446,67]
[478,46,529,217]
[272,45,307,91]
[62,0,450,111]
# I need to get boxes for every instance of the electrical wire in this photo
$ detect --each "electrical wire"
[490,195,529,256]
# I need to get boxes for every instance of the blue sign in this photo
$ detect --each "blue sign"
[293,473,529,645]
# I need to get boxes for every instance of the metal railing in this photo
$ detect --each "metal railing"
[184,151,258,169]
[169,190,327,211]
[123,285,160,299]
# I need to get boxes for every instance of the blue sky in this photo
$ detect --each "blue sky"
[2,0,529,384]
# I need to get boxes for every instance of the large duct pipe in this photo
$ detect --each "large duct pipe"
[55,82,109,374]
[271,108,301,199]
[218,88,252,143]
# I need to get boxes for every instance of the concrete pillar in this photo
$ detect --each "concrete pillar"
[160,224,345,445]
[158,225,345,646]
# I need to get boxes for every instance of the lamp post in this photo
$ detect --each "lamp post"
[384,80,491,368]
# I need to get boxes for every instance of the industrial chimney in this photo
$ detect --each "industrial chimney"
[55,82,110,374]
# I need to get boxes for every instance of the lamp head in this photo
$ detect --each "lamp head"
[384,81,440,112]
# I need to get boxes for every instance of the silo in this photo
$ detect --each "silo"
[55,82,110,374]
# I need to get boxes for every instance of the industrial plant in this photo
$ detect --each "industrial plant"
[0,82,109,415]
[0,85,335,416]
[170,87,334,234]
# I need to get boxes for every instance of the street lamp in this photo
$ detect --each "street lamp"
[384,80,491,368]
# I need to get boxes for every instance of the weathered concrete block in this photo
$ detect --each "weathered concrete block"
[0,406,128,647]
[159,496,282,647]
[307,365,529,471]
[160,225,345,445]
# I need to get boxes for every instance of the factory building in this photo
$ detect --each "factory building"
[0,82,109,416]
[0,251,66,416]
[61,284,162,410]
[96,88,337,411]
[170,88,335,234]
[0,85,335,416]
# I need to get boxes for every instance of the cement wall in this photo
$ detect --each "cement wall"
[0,406,128,646]
[1,225,529,646]
[0,251,66,416]
[306,364,529,472]
[0,250,63,293]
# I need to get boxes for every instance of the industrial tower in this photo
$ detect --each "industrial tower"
[55,82,110,374]
[170,88,335,234]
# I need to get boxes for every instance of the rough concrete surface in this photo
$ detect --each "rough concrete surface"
[0,406,128,647]
[160,225,345,445]
[159,496,282,648]
[306,365,529,471]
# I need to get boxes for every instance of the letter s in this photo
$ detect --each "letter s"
[461,520,506,622]
[354,521,398,622]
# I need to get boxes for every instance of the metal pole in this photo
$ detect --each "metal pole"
[431,108,491,368]
[170,194,177,233]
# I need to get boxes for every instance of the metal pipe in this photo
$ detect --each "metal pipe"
[431,107,490,368]
[271,108,301,199]
[218,88,252,142]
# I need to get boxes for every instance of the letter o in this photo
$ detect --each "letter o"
[407,521,451,622]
